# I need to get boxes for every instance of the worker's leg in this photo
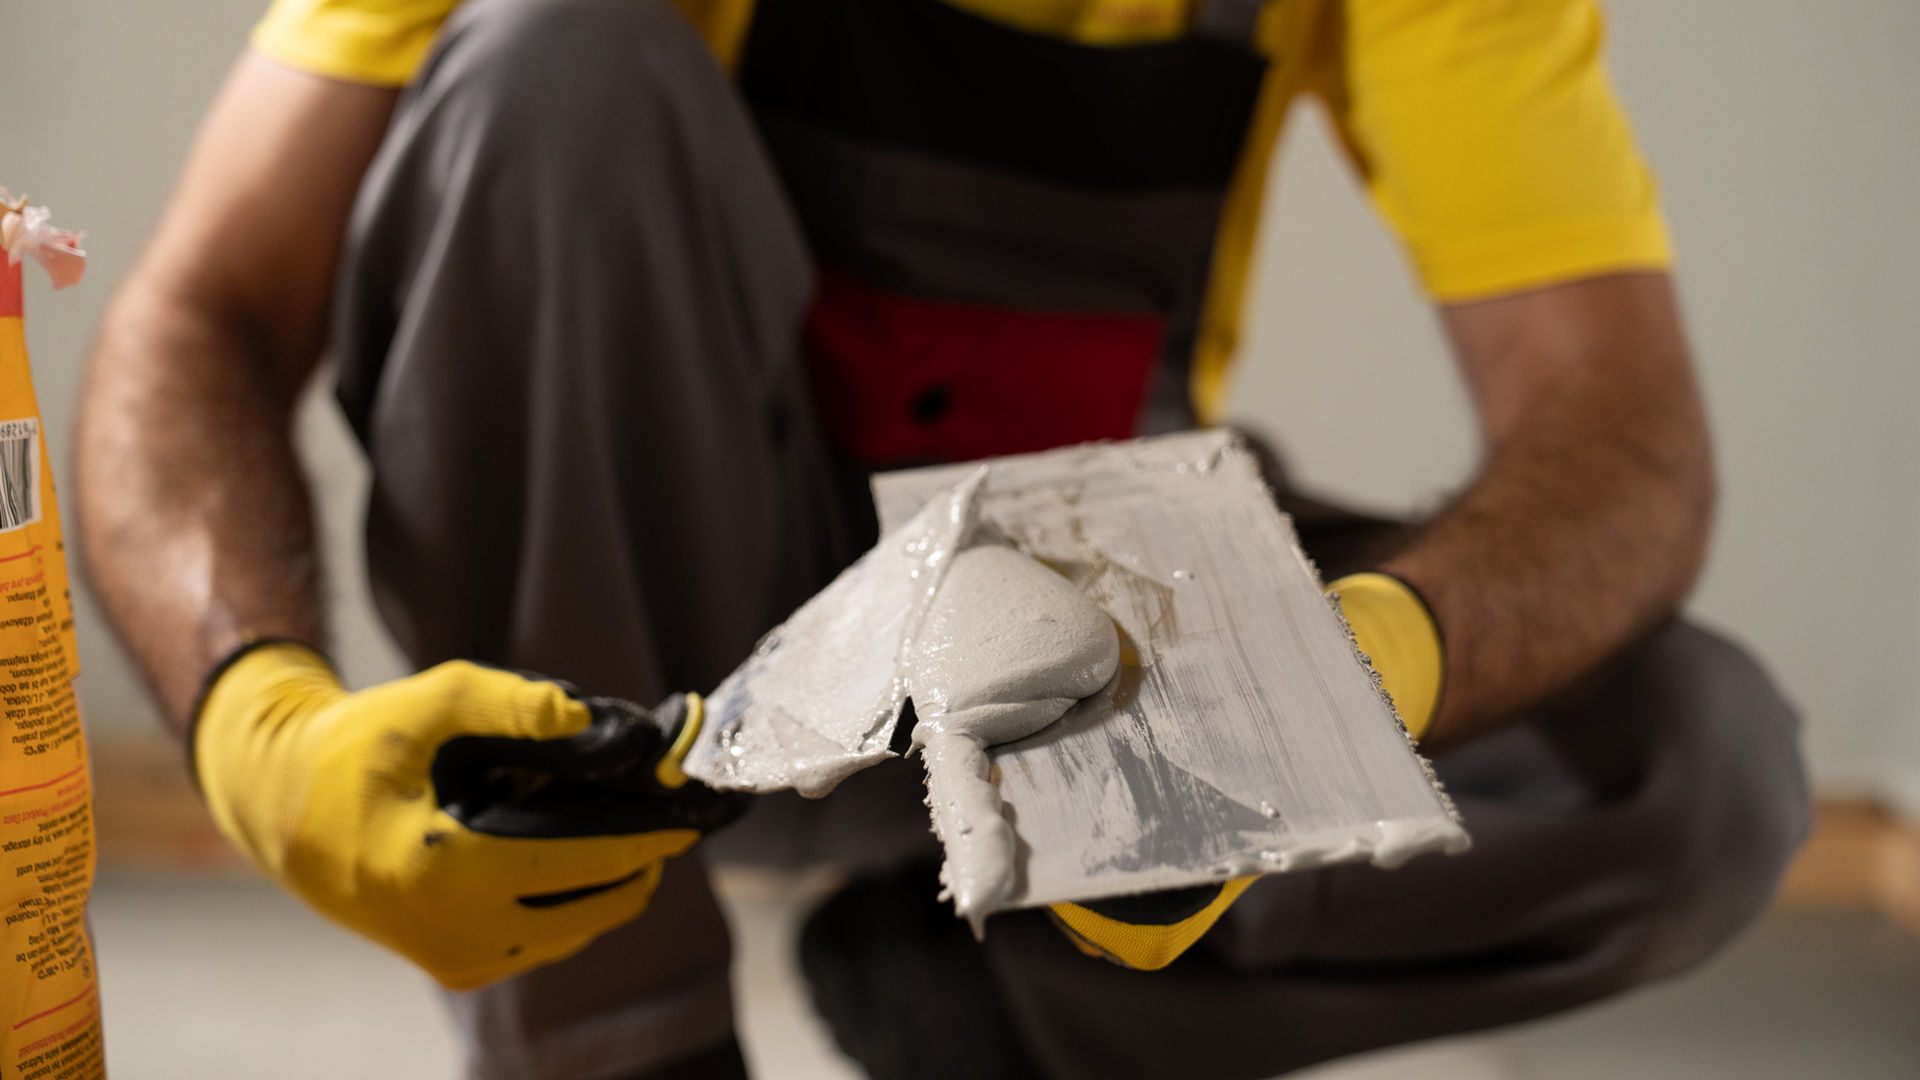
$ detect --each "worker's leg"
[798,485,1808,1079]
[330,0,864,1076]
[969,617,1809,1079]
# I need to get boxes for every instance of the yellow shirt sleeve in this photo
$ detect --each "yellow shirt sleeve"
[252,0,464,86]
[1314,0,1672,302]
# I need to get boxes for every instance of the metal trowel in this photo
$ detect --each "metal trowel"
[681,430,1469,924]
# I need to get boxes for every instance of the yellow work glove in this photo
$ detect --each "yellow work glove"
[1327,571,1444,742]
[1048,570,1444,970]
[192,641,743,990]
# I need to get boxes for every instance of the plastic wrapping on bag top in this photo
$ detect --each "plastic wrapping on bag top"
[0,191,85,292]
[0,191,103,1079]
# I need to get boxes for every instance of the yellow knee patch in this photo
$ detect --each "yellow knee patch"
[1328,572,1444,741]
[1048,877,1256,971]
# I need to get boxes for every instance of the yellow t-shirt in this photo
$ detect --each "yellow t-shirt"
[252,0,1670,420]
[1308,0,1670,300]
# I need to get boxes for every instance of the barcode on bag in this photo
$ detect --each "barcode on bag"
[0,419,42,534]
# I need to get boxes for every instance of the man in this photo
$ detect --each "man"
[75,0,1808,1077]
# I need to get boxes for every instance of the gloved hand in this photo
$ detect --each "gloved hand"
[192,641,745,990]
[1048,570,1444,970]
[1326,571,1444,742]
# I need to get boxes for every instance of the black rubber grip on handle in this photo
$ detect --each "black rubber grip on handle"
[431,694,749,839]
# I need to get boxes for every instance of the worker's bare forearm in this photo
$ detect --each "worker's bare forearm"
[75,54,396,734]
[78,283,325,732]
[1385,273,1713,745]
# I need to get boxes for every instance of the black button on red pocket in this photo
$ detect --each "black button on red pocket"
[910,384,953,425]
[804,268,1164,467]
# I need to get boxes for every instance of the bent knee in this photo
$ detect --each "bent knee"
[1646,622,1811,882]
[1603,622,1811,982]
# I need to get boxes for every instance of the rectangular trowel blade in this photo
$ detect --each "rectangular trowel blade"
[685,431,1468,917]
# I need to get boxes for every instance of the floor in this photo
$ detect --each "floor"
[88,870,1920,1080]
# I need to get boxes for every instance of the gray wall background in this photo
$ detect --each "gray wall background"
[3,0,1915,799]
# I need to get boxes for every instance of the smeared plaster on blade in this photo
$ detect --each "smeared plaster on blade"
[873,431,1472,917]
[1201,817,1473,879]
[693,465,1120,925]
[872,468,991,746]
[694,431,1470,925]
[688,469,991,796]
[905,541,1120,932]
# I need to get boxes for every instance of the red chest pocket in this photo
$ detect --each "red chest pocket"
[804,269,1164,468]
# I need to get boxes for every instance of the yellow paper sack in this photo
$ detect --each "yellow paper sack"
[0,195,103,1079]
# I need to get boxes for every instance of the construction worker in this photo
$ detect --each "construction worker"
[75,0,1809,1077]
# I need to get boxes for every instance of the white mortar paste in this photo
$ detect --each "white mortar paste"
[690,432,1471,928]
[689,469,991,797]
[871,432,1470,916]
[690,466,1120,924]
[906,541,1120,929]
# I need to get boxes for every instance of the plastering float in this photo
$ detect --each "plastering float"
[684,430,1469,928]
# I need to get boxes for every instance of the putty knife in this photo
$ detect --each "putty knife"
[684,431,1469,921]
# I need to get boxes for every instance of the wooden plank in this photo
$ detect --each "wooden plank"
[1776,798,1920,940]
[1880,822,1920,940]
[87,734,242,872]
[1776,800,1894,908]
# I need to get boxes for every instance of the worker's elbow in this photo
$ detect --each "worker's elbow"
[1626,370,1715,615]
[74,285,175,515]
[95,269,308,418]
[1669,412,1718,607]
[78,284,161,448]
